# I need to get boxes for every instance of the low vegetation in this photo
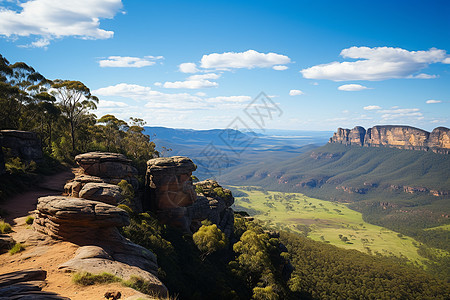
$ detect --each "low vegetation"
[25,215,34,225]
[0,220,12,234]
[9,243,25,255]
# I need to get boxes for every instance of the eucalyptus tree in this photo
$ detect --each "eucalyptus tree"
[51,80,98,152]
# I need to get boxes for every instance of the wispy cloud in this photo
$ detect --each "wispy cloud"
[426,99,442,104]
[363,105,382,110]
[99,56,164,68]
[0,0,123,47]
[301,46,447,81]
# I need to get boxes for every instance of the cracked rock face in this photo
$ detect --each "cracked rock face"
[75,152,138,179]
[0,130,44,162]
[79,182,124,205]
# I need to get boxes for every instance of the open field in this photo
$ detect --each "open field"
[230,186,448,266]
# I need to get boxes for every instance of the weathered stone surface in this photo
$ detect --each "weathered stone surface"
[0,272,69,300]
[75,152,138,178]
[429,127,450,154]
[59,246,167,296]
[0,130,43,162]
[33,196,129,241]
[145,156,197,211]
[329,125,450,154]
[0,234,15,253]
[79,182,124,205]
[0,269,47,287]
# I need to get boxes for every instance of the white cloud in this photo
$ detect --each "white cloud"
[206,96,251,103]
[379,108,423,120]
[273,65,288,71]
[163,79,218,89]
[188,73,221,80]
[0,0,123,47]
[154,82,162,86]
[195,92,206,97]
[443,57,450,64]
[338,84,370,91]
[426,99,442,104]
[289,89,304,96]
[363,105,382,110]
[179,62,199,73]
[200,49,291,70]
[301,46,448,81]
[408,73,437,79]
[99,56,163,68]
[98,99,128,107]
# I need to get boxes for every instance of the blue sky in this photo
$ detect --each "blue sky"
[1,0,449,131]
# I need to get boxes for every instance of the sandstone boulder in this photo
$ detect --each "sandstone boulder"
[75,152,138,179]
[79,182,124,205]
[33,196,129,241]
[0,130,43,162]
[59,246,167,297]
[0,234,15,253]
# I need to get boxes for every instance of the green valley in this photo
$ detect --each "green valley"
[231,186,448,267]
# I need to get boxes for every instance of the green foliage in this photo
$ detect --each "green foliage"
[193,224,226,255]
[281,231,449,300]
[9,243,25,255]
[72,272,121,285]
[117,204,134,215]
[0,220,12,233]
[118,180,135,206]
[25,215,34,225]
[123,276,162,296]
[252,286,278,300]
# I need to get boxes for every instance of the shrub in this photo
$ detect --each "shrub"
[118,204,134,215]
[9,243,25,255]
[25,215,34,225]
[0,220,12,234]
[193,224,226,255]
[118,180,135,206]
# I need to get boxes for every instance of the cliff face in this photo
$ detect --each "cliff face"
[329,125,449,154]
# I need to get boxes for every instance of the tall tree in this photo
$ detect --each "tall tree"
[51,80,98,152]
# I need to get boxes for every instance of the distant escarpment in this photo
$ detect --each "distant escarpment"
[329,125,449,154]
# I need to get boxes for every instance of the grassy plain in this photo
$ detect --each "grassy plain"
[231,186,435,266]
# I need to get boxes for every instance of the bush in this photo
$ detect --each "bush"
[118,180,135,206]
[193,224,226,255]
[0,220,12,234]
[9,243,25,255]
[72,272,121,285]
[25,215,34,225]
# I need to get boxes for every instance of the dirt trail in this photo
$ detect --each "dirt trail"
[0,169,75,224]
[0,168,156,299]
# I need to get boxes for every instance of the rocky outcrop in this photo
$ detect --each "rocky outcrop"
[144,156,235,237]
[0,269,69,299]
[33,196,129,241]
[0,130,43,162]
[329,125,449,154]
[59,246,167,296]
[79,182,124,205]
[65,152,139,208]
[329,126,366,146]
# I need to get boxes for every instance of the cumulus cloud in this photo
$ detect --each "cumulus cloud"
[206,96,251,103]
[98,99,128,108]
[338,84,370,91]
[179,62,199,73]
[289,89,304,96]
[363,105,382,110]
[200,49,291,70]
[301,46,448,81]
[0,0,123,47]
[99,56,163,68]
[426,99,442,104]
[443,57,450,64]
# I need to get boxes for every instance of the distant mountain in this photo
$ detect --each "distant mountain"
[144,126,332,179]
[218,126,450,251]
[329,125,450,154]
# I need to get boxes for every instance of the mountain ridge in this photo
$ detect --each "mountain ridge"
[330,125,450,154]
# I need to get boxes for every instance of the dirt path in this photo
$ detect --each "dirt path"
[0,169,75,224]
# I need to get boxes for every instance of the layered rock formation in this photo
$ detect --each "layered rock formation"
[329,125,450,154]
[64,152,138,207]
[145,156,235,237]
[0,130,43,162]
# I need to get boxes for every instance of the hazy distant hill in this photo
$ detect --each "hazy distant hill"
[144,126,332,178]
